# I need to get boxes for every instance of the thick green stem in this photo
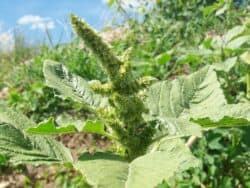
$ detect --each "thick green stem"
[247,73,250,99]
[70,14,154,159]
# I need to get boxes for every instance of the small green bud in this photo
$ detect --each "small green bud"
[138,76,158,88]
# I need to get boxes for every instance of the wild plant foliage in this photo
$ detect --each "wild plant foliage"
[0,14,249,188]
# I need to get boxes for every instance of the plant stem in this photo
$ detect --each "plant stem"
[185,136,197,148]
[247,73,250,99]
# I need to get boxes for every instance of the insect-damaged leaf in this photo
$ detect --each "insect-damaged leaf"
[82,120,106,135]
[27,117,77,134]
[27,117,107,137]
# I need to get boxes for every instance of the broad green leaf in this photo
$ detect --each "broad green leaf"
[145,65,250,132]
[43,60,109,109]
[226,35,250,49]
[27,117,108,137]
[191,116,250,128]
[186,100,250,129]
[75,140,200,188]
[126,139,200,188]
[0,154,7,165]
[215,4,228,16]
[211,25,249,50]
[147,116,202,138]
[145,66,226,118]
[56,114,108,135]
[155,52,171,65]
[240,51,250,65]
[0,102,73,165]
[144,66,225,137]
[82,120,106,135]
[188,103,250,123]
[213,56,238,72]
[27,117,77,134]
[202,5,218,16]
[75,152,129,188]
[224,26,245,43]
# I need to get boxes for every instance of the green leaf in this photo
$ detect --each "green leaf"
[213,56,238,72]
[75,152,129,188]
[224,26,245,43]
[144,66,225,136]
[126,139,200,188]
[82,120,106,135]
[240,51,250,65]
[145,65,250,132]
[215,4,228,16]
[0,102,72,165]
[186,100,250,129]
[202,5,218,16]
[75,140,200,188]
[145,66,226,118]
[226,35,250,49]
[188,103,250,124]
[155,52,171,65]
[43,60,109,109]
[27,117,108,137]
[27,117,77,134]
[191,116,250,128]
[0,154,7,165]
[146,116,202,138]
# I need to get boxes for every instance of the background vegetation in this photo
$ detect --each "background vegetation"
[0,0,250,187]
